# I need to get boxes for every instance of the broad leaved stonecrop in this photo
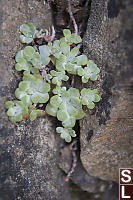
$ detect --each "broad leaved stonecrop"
[5,23,101,142]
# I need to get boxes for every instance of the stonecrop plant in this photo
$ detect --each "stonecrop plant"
[5,23,101,142]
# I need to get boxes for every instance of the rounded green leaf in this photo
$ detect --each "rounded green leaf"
[64,75,69,81]
[56,60,65,71]
[57,110,68,122]
[31,52,42,68]
[23,46,35,61]
[31,67,39,74]
[56,127,76,143]
[77,55,88,65]
[71,47,79,57]
[56,127,64,133]
[53,40,60,49]
[50,70,56,76]
[46,103,58,117]
[30,110,37,121]
[77,67,84,76]
[31,93,49,104]
[69,88,80,97]
[19,81,28,91]
[19,35,33,44]
[87,102,95,109]
[82,76,88,83]
[15,58,32,71]
[63,29,71,38]
[15,88,32,106]
[5,101,14,109]
[81,88,87,96]
[62,117,76,128]
[58,54,66,62]
[6,100,28,122]
[50,95,62,108]
[15,50,24,62]
[75,109,85,119]
[70,33,82,44]
[60,41,70,55]
[20,23,36,38]
[95,94,101,102]
[81,88,100,109]
[52,86,66,95]
[39,82,50,93]
[69,129,76,137]
[9,114,23,122]
[65,64,74,72]
[21,95,32,106]
[64,135,71,143]
[52,77,62,86]
[39,45,51,65]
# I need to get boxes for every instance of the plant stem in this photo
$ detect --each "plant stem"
[67,0,78,35]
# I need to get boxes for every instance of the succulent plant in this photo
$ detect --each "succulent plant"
[5,100,28,122]
[77,60,100,83]
[56,127,76,142]
[5,24,101,142]
[81,88,101,109]
[19,23,38,44]
[15,71,50,105]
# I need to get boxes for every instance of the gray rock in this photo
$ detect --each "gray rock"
[0,1,84,200]
[80,0,133,183]
[58,142,109,193]
[0,0,131,199]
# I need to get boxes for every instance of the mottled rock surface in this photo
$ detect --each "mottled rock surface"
[0,0,131,199]
[80,0,133,182]
[58,142,109,193]
[0,1,89,200]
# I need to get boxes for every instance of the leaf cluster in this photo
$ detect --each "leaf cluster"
[15,71,50,105]
[15,46,42,73]
[5,24,101,142]
[5,100,45,122]
[46,86,100,142]
[19,23,38,44]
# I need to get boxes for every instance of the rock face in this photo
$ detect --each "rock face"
[0,1,81,200]
[0,0,132,199]
[80,0,133,182]
[1,1,112,199]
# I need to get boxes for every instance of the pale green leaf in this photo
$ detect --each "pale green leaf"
[46,103,58,117]
[5,100,28,122]
[76,55,88,65]
[19,35,33,44]
[81,88,100,109]
[63,29,71,38]
[39,45,51,65]
[20,23,36,38]
[23,46,36,61]
[15,58,32,71]
[15,50,24,62]
[30,110,37,121]
[56,127,76,142]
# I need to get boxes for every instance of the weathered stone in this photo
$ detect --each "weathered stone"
[1,0,131,199]
[58,141,109,193]
[0,1,88,200]
[80,0,133,182]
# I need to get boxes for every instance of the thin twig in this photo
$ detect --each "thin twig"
[85,0,89,7]
[67,0,78,35]
[50,25,55,41]
[71,75,75,88]
[37,26,55,42]
[65,139,78,182]
[43,25,55,42]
